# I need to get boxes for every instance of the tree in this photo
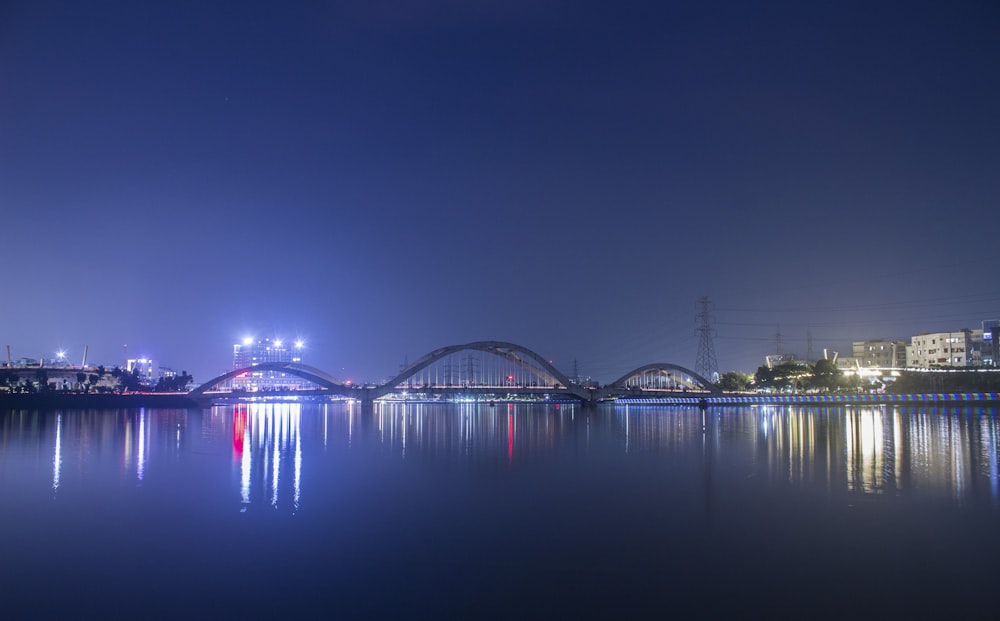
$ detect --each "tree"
[810,359,841,392]
[34,369,50,392]
[754,365,775,389]
[755,362,811,392]
[718,371,753,392]
[112,367,142,392]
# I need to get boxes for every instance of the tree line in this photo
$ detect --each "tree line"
[717,361,1000,393]
[717,359,862,393]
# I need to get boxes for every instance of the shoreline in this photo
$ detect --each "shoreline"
[1,391,999,411]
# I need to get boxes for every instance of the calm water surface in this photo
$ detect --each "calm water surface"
[1,402,998,619]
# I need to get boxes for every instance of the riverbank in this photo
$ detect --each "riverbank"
[0,392,209,410]
[616,392,1000,406]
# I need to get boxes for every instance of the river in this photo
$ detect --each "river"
[1,402,997,618]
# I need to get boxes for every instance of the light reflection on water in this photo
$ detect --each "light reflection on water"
[6,403,999,510]
[229,402,303,511]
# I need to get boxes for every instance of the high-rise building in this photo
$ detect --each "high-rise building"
[230,337,306,391]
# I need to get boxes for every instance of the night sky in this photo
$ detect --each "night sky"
[2,1,998,384]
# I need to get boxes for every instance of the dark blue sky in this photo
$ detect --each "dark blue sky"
[2,0,998,383]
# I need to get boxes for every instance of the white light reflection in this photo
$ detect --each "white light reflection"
[347,401,353,449]
[271,408,280,507]
[233,403,304,512]
[241,440,251,509]
[624,405,630,454]
[52,414,62,492]
[987,416,998,507]
[846,408,885,494]
[294,414,302,510]
[137,412,146,482]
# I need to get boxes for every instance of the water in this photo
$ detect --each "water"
[1,402,998,618]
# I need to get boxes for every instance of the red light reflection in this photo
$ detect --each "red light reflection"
[507,413,514,463]
[233,407,248,456]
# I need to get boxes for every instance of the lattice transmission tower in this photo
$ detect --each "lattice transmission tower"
[695,296,719,381]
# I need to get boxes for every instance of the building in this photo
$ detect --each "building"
[906,329,984,368]
[230,337,306,391]
[982,320,999,368]
[126,358,160,385]
[852,340,907,368]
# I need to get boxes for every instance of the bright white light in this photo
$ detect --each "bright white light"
[242,337,254,346]
[56,351,66,359]
[294,340,304,349]
[273,339,283,348]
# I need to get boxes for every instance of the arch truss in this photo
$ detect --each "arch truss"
[189,362,354,397]
[373,341,591,400]
[602,363,721,398]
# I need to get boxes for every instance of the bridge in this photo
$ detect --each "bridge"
[190,340,720,405]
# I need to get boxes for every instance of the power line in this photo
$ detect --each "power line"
[716,292,1000,314]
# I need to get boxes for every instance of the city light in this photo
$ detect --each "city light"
[273,339,283,348]
[242,337,254,346]
[295,340,304,349]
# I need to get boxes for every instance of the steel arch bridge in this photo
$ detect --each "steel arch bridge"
[189,361,355,398]
[598,363,722,400]
[189,342,719,403]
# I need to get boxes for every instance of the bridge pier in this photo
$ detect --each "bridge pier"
[358,387,375,416]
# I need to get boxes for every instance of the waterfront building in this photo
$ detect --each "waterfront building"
[230,337,307,391]
[982,320,999,368]
[906,329,984,368]
[852,340,907,368]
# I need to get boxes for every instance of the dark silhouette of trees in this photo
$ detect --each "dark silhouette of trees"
[718,371,753,392]
[753,360,860,393]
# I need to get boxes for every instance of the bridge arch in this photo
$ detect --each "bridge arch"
[189,362,354,397]
[604,363,721,397]
[373,341,591,401]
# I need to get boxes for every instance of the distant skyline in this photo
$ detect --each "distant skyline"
[2,1,999,383]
